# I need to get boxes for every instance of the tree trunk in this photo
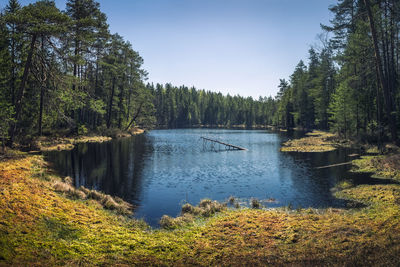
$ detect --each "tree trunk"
[364,0,398,144]
[73,39,78,91]
[107,77,116,129]
[125,101,144,131]
[118,74,125,129]
[8,34,37,146]
[10,24,16,106]
[38,36,46,136]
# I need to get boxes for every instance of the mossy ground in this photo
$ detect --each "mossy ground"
[35,127,145,152]
[36,136,112,152]
[1,156,400,266]
[351,154,400,181]
[280,130,338,152]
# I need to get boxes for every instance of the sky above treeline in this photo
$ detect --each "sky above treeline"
[2,0,336,98]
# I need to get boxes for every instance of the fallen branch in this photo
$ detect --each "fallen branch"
[315,162,352,169]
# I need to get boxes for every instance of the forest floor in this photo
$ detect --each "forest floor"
[1,143,400,265]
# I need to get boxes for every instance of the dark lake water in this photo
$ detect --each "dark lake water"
[46,129,390,227]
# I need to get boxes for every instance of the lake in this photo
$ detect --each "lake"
[46,129,387,227]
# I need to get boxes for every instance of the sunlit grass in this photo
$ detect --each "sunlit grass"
[1,155,400,265]
[281,130,337,152]
[351,154,400,180]
[37,135,112,152]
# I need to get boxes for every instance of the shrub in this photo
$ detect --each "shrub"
[77,124,88,136]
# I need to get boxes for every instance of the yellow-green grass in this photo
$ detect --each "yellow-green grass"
[37,136,112,152]
[281,130,337,152]
[36,127,145,152]
[351,154,400,181]
[2,156,400,265]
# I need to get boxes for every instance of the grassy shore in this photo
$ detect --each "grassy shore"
[351,154,400,181]
[35,127,145,152]
[280,130,339,152]
[1,154,400,266]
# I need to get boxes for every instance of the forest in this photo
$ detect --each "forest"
[0,0,400,148]
[274,0,400,146]
[148,83,276,128]
[2,0,400,265]
[0,0,154,148]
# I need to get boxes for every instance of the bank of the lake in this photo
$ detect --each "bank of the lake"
[2,155,400,265]
[2,130,400,265]
[46,128,378,227]
[33,127,145,152]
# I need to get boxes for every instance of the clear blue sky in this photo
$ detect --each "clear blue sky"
[2,0,336,98]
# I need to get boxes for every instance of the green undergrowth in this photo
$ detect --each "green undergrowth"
[1,155,400,265]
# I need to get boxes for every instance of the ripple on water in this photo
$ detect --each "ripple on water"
[46,129,384,227]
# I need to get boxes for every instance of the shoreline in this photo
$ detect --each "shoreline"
[1,130,400,265]
[33,127,145,152]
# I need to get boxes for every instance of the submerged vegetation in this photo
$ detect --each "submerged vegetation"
[1,155,400,265]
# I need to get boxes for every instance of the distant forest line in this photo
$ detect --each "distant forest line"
[0,0,400,148]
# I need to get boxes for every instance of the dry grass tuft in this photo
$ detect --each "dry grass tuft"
[161,199,227,229]
[159,214,195,229]
[64,176,73,185]
[53,181,87,200]
[53,180,75,193]
[87,189,104,201]
[52,178,132,214]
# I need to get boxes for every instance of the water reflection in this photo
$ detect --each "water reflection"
[46,129,395,227]
[46,135,151,208]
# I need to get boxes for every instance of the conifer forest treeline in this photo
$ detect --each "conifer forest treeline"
[0,0,400,147]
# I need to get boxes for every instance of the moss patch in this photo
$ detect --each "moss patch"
[36,135,112,152]
[281,130,337,152]
[351,154,400,180]
[36,128,145,152]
